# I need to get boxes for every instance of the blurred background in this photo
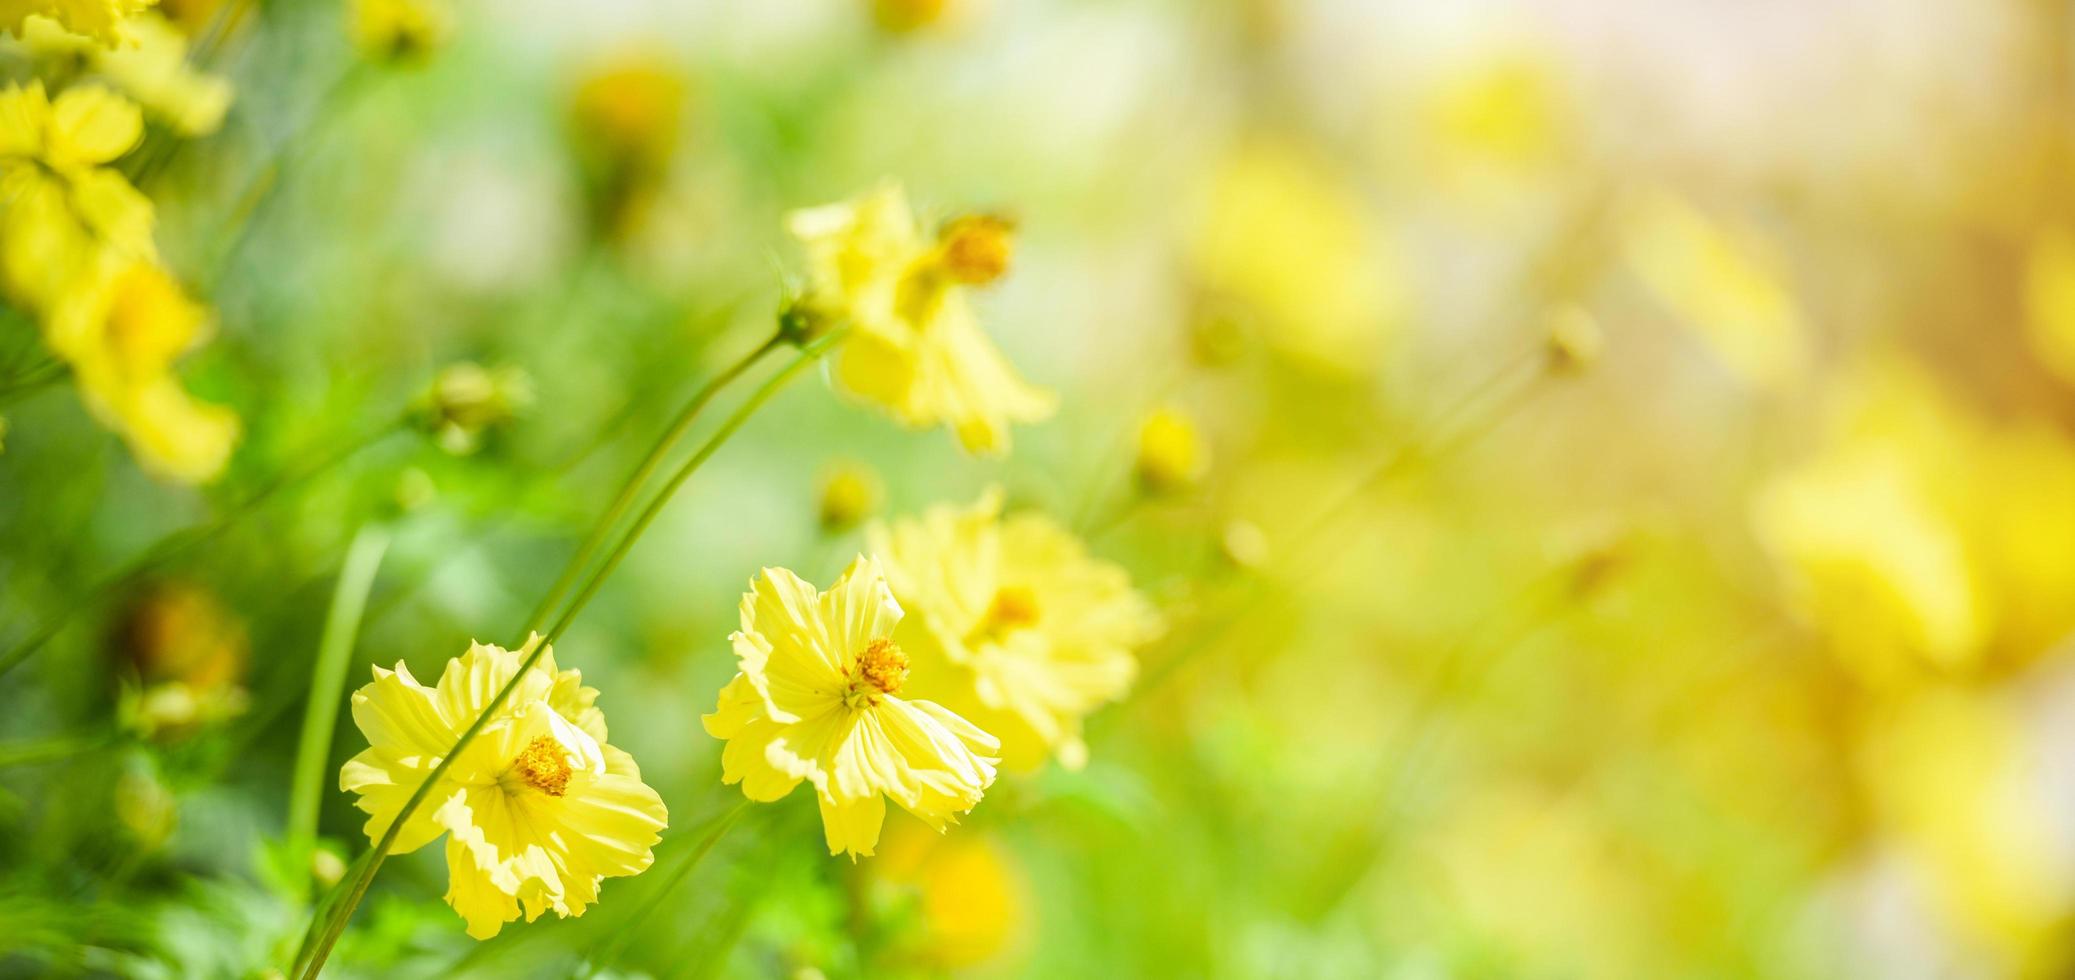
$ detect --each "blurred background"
[6,0,2075,976]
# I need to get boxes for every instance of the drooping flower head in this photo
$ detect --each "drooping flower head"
[341,635,668,939]
[702,557,999,858]
[870,489,1161,770]
[786,183,1054,456]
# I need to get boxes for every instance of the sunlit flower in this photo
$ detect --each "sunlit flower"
[44,258,239,483]
[340,635,668,939]
[0,81,154,313]
[346,0,451,63]
[870,489,1160,770]
[1135,405,1207,494]
[788,183,1054,455]
[19,12,232,136]
[702,557,999,858]
[0,0,156,47]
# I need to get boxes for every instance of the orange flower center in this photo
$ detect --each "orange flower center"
[968,585,1040,645]
[512,735,573,797]
[857,638,910,695]
[936,215,1014,286]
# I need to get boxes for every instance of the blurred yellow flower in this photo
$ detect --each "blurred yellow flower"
[45,259,239,483]
[19,12,231,136]
[702,557,999,859]
[871,817,1028,969]
[1621,189,1808,389]
[817,459,884,533]
[340,635,668,939]
[2023,226,2075,387]
[788,183,1054,455]
[870,0,955,33]
[0,81,154,312]
[1135,405,1207,494]
[346,0,450,63]
[1859,686,2075,972]
[0,0,155,47]
[1192,136,1404,375]
[567,52,685,238]
[870,489,1160,770]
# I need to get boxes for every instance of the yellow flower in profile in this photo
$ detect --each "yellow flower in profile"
[1135,405,1207,494]
[702,557,999,859]
[44,259,239,483]
[346,0,451,63]
[788,183,1054,456]
[0,0,156,47]
[0,81,154,312]
[21,12,233,136]
[340,635,668,939]
[870,489,1160,770]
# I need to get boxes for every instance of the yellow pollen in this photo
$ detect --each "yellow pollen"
[937,215,1015,286]
[512,735,573,797]
[857,638,910,695]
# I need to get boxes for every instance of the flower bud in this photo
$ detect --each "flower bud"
[414,362,532,455]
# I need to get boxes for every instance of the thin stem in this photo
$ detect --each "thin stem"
[0,419,405,679]
[545,328,848,644]
[293,328,847,979]
[524,334,785,635]
[578,801,751,979]
[286,524,391,895]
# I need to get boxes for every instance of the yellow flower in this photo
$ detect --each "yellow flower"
[2024,225,2075,387]
[20,12,233,136]
[1135,405,1207,494]
[0,0,156,47]
[702,557,999,859]
[1191,136,1405,375]
[870,817,1029,969]
[346,0,451,63]
[44,258,239,483]
[340,635,668,939]
[788,183,1054,455]
[869,489,1160,770]
[0,81,154,312]
[817,459,884,533]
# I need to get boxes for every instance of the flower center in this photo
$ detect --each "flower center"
[846,638,909,707]
[935,214,1014,286]
[969,585,1040,645]
[512,735,573,797]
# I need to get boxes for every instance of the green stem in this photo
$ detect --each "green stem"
[285,524,391,894]
[0,419,405,679]
[578,800,751,979]
[544,328,848,643]
[523,334,785,635]
[292,328,846,979]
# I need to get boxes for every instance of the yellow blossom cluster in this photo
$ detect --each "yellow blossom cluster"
[0,79,237,482]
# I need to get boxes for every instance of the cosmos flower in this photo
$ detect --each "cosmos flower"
[44,258,239,483]
[19,12,233,136]
[702,557,999,858]
[787,182,1054,455]
[0,0,157,48]
[0,81,155,313]
[870,489,1160,770]
[340,635,668,939]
